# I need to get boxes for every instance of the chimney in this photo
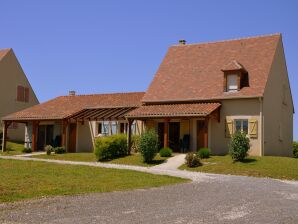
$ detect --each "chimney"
[69,90,76,96]
[179,40,186,45]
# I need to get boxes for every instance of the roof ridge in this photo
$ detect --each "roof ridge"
[172,33,281,47]
[61,91,145,97]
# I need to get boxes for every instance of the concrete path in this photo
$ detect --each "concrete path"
[15,152,46,157]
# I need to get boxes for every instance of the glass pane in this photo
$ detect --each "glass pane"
[227,74,238,91]
[235,120,242,132]
[243,120,248,134]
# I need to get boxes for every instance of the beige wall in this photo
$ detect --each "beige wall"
[0,49,39,141]
[210,99,261,155]
[262,38,294,156]
[76,122,93,152]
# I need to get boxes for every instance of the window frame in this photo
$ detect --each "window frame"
[234,119,248,134]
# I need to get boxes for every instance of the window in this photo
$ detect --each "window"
[97,123,102,135]
[17,85,29,102]
[227,74,238,92]
[234,119,248,134]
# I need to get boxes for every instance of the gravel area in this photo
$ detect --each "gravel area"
[1,175,298,223]
[1,155,298,223]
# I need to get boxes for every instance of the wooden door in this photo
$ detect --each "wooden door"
[37,125,46,151]
[68,123,77,153]
[158,123,164,149]
[46,125,54,146]
[169,122,180,152]
[197,120,208,149]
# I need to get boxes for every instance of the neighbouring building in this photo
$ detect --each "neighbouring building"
[2,34,294,156]
[0,48,39,141]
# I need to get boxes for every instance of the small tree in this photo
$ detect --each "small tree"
[139,129,158,163]
[229,131,250,161]
[293,141,298,158]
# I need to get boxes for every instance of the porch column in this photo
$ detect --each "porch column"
[62,119,68,150]
[127,119,133,154]
[164,118,170,148]
[31,121,38,152]
[2,121,11,152]
[203,117,209,148]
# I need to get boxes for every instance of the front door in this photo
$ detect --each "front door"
[169,122,180,152]
[158,123,164,149]
[68,123,77,153]
[197,120,208,149]
[37,125,46,150]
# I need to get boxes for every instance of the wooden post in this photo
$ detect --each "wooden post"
[62,119,68,150]
[203,118,209,148]
[164,118,170,148]
[127,119,133,154]
[31,121,38,152]
[2,121,10,152]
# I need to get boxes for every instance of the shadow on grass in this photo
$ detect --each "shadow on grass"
[233,158,257,164]
[146,159,165,165]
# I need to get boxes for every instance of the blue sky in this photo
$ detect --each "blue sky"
[0,0,297,140]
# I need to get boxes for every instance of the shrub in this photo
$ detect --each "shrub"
[44,145,53,155]
[131,135,141,153]
[54,147,66,154]
[293,141,298,158]
[185,152,201,167]
[22,148,32,153]
[139,129,158,163]
[229,131,250,161]
[94,134,128,161]
[197,148,210,159]
[159,147,173,157]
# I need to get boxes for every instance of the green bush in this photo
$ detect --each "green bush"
[44,145,53,155]
[54,147,66,154]
[131,135,141,153]
[139,129,158,163]
[22,148,32,153]
[229,131,250,161]
[159,147,173,157]
[185,152,201,167]
[197,148,210,159]
[94,134,128,161]
[293,141,298,158]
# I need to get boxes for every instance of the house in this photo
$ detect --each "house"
[2,34,294,156]
[0,49,39,141]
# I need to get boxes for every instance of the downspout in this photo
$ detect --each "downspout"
[259,97,264,156]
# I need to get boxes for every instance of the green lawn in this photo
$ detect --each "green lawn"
[33,153,167,167]
[0,159,187,203]
[0,141,25,156]
[179,155,298,180]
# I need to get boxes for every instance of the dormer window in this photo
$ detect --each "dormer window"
[222,60,249,92]
[227,74,238,92]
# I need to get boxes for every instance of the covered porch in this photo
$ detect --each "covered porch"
[126,103,221,152]
[2,106,141,153]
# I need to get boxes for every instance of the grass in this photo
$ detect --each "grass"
[104,154,167,167]
[0,159,187,203]
[33,153,97,162]
[33,153,167,167]
[0,141,25,156]
[179,155,298,181]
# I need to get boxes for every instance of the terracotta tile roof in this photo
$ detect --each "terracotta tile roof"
[143,34,281,103]
[126,103,221,118]
[0,48,11,61]
[221,60,246,72]
[3,92,145,121]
